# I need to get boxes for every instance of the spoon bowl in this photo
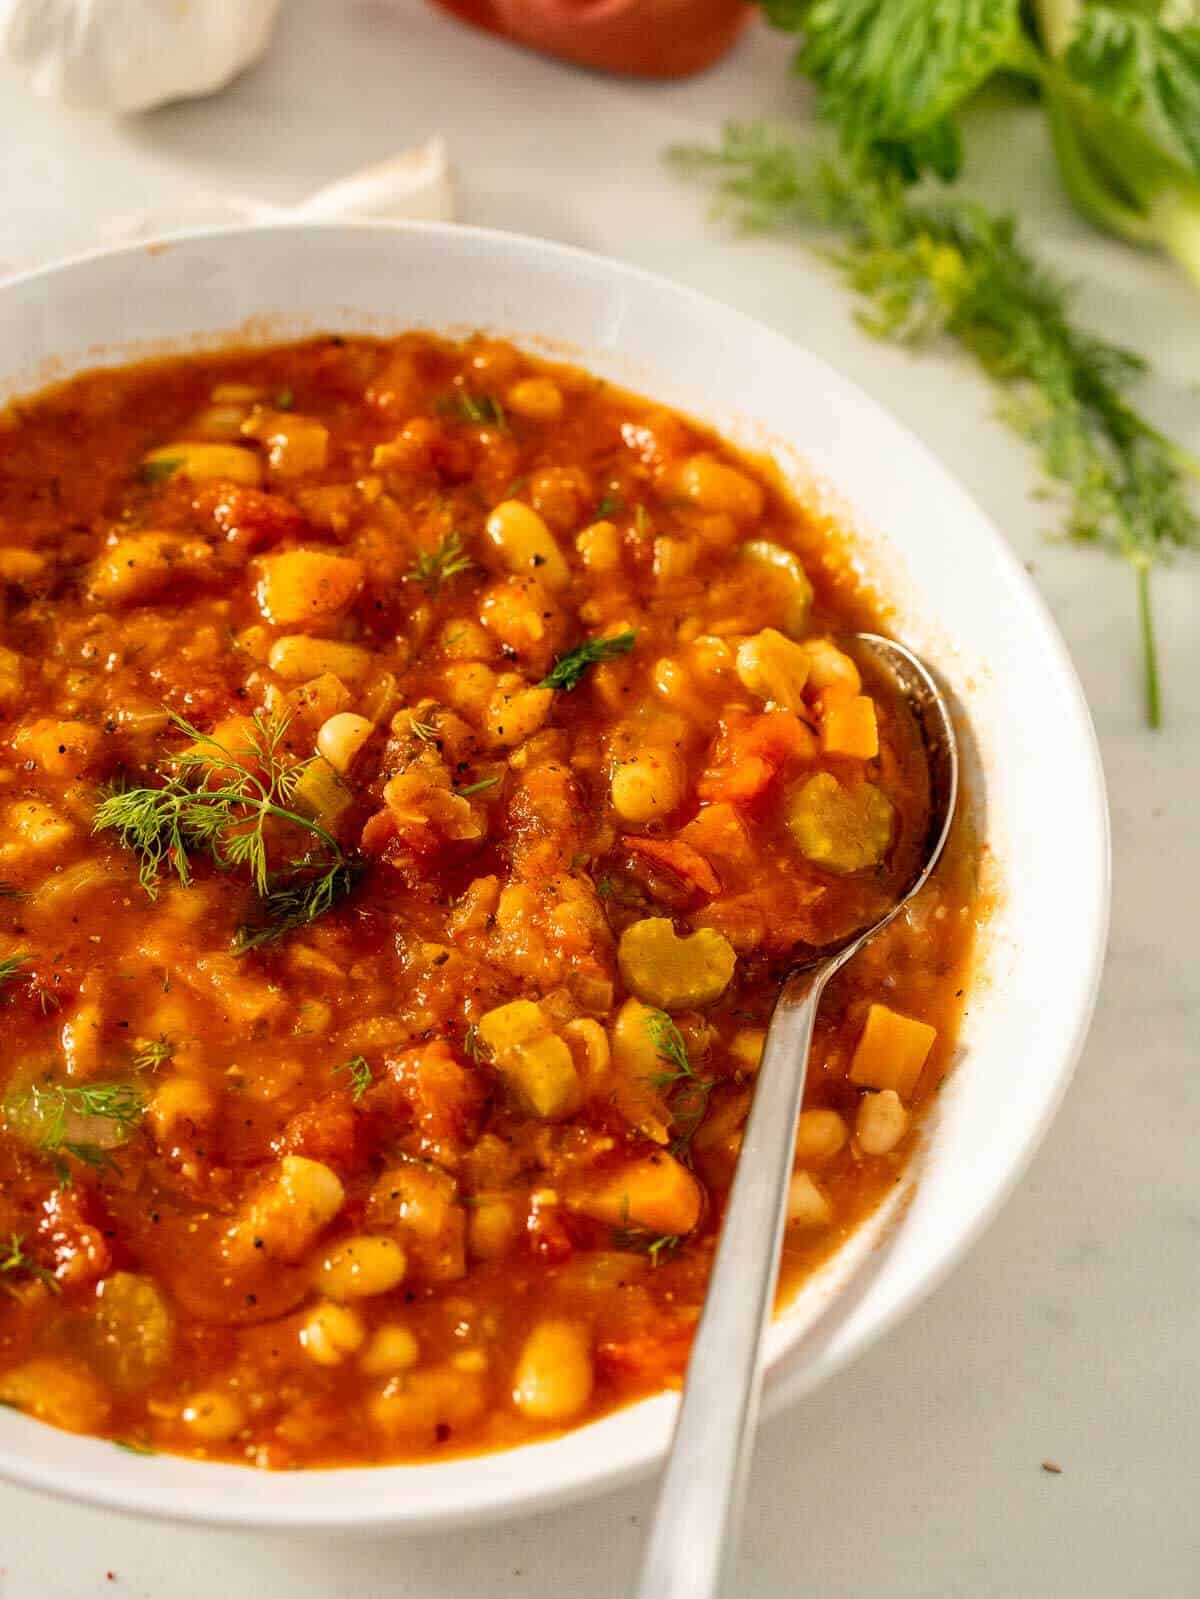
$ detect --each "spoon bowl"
[636,632,959,1599]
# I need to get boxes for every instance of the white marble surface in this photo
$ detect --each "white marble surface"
[1,4,1197,1594]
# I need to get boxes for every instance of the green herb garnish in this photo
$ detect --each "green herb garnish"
[455,775,501,798]
[646,1010,716,1162]
[760,0,1200,290]
[408,717,440,745]
[596,492,624,518]
[0,953,28,998]
[274,386,295,410]
[0,882,25,900]
[93,710,358,950]
[333,1054,373,1102]
[0,1233,60,1296]
[611,1198,684,1265]
[444,391,509,430]
[540,629,637,692]
[670,123,1199,726]
[405,531,475,596]
[4,1080,146,1186]
[131,1035,172,1072]
[113,1438,156,1455]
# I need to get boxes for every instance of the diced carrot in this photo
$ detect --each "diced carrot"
[676,802,752,870]
[821,695,879,760]
[624,836,721,897]
[569,1153,703,1237]
[848,1003,937,1099]
[696,754,774,804]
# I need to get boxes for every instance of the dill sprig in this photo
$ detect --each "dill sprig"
[540,629,637,692]
[645,1010,716,1162]
[443,390,509,431]
[4,1080,146,1186]
[139,456,183,484]
[670,124,1200,726]
[405,531,475,596]
[0,953,29,997]
[93,710,357,950]
[0,882,25,900]
[333,1054,373,1102]
[611,1201,684,1266]
[0,1233,60,1296]
[131,1036,173,1072]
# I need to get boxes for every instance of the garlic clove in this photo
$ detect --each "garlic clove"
[291,139,457,225]
[0,0,283,116]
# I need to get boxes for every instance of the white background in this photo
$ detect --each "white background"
[1,4,1198,1594]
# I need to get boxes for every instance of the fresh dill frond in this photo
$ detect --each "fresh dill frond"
[113,1438,156,1455]
[645,1010,716,1161]
[232,861,360,954]
[455,775,501,798]
[540,629,637,692]
[670,123,1200,726]
[94,709,357,947]
[0,1233,60,1295]
[0,953,29,997]
[333,1054,373,1102]
[4,1080,146,1186]
[274,386,295,411]
[610,1198,684,1264]
[0,882,25,900]
[443,390,509,431]
[131,1035,173,1072]
[405,530,475,596]
[596,492,624,518]
[408,717,440,744]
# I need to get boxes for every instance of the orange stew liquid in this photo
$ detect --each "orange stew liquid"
[0,335,976,1466]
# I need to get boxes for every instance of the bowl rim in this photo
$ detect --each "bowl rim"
[0,218,1111,1532]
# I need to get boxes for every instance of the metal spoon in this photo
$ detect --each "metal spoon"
[634,633,959,1599]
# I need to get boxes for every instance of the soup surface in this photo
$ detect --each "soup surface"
[0,334,976,1466]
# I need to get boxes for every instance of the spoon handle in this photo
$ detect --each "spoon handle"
[634,962,829,1599]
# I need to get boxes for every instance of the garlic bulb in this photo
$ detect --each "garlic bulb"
[292,140,456,225]
[0,0,283,115]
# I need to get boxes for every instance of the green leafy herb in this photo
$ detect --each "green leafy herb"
[0,882,25,900]
[444,391,509,430]
[408,717,440,745]
[760,0,1200,289]
[131,1035,172,1072]
[596,492,624,517]
[139,456,183,484]
[4,1080,146,1186]
[540,629,637,692]
[0,953,28,998]
[113,1438,155,1455]
[274,386,295,410]
[0,1233,60,1296]
[611,1197,683,1264]
[333,1054,373,1102]
[93,710,358,947]
[405,531,475,596]
[455,775,501,798]
[670,124,1199,725]
[646,1009,716,1161]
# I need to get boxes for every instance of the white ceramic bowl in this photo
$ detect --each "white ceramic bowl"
[0,223,1109,1532]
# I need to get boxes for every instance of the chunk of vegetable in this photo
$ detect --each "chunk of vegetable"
[143,442,262,486]
[786,1171,833,1229]
[241,411,329,477]
[570,1152,702,1237]
[741,540,814,637]
[255,550,363,626]
[855,1088,910,1155]
[485,501,570,590]
[821,695,879,760]
[617,917,736,1010]
[268,636,371,684]
[83,1272,173,1391]
[848,1004,936,1099]
[228,1155,345,1263]
[315,1235,407,1301]
[476,1000,581,1119]
[512,1320,594,1421]
[0,1357,110,1433]
[87,532,199,605]
[610,750,685,824]
[735,628,811,711]
[785,772,894,874]
[674,453,764,521]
